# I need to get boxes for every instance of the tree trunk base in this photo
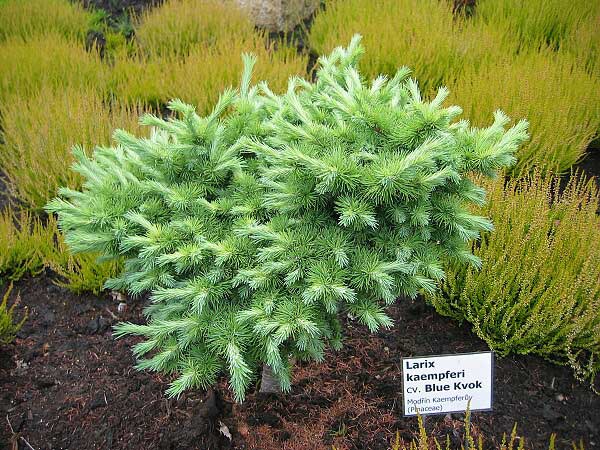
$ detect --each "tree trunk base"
[259,364,281,394]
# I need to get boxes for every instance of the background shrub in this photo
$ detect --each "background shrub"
[134,0,255,58]
[0,87,146,209]
[0,34,105,106]
[110,0,308,113]
[474,0,600,52]
[450,48,600,175]
[110,36,307,114]
[0,0,92,43]
[429,172,600,386]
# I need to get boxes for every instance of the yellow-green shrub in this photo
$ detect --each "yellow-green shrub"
[562,8,600,76]
[429,172,600,387]
[111,36,307,114]
[450,49,600,175]
[0,87,146,209]
[0,0,92,42]
[134,0,255,58]
[0,208,55,281]
[475,0,600,51]
[0,284,27,345]
[308,0,514,94]
[0,34,105,105]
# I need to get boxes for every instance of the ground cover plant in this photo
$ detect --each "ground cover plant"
[0,0,94,43]
[0,284,27,345]
[110,0,307,113]
[0,33,106,106]
[48,36,528,401]
[450,48,600,175]
[0,208,55,282]
[0,86,146,209]
[430,172,600,387]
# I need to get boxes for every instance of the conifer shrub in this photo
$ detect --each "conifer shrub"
[429,172,600,387]
[0,284,27,345]
[47,37,528,401]
[0,0,92,43]
[0,86,146,209]
[44,216,123,295]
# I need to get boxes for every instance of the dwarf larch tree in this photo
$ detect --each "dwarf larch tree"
[47,36,528,401]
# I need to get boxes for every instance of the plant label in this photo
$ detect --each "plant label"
[402,351,494,416]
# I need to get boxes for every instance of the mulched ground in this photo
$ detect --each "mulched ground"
[1,273,599,450]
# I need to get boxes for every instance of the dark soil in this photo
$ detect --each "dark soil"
[1,274,599,450]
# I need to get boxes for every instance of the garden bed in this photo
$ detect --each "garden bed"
[1,273,599,449]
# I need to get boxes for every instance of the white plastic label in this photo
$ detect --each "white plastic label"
[402,351,494,416]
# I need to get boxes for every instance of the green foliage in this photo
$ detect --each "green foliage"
[429,172,600,388]
[0,33,105,106]
[450,48,599,175]
[0,284,27,345]
[0,0,92,42]
[0,86,146,209]
[0,208,54,281]
[48,37,526,401]
[110,36,307,115]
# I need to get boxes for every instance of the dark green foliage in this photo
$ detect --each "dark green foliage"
[47,36,527,401]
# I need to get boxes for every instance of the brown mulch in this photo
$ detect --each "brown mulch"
[1,273,599,450]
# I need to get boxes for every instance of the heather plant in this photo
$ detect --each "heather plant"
[0,284,27,345]
[134,0,254,58]
[0,208,54,281]
[309,0,514,94]
[429,172,600,387]
[0,86,146,209]
[450,48,599,175]
[48,37,528,401]
[474,0,600,51]
[0,0,92,43]
[0,34,105,106]
[110,36,307,114]
[110,0,307,114]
